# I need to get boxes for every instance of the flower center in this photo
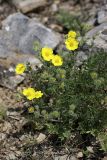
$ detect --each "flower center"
[55,59,59,63]
[45,52,50,57]
[69,41,74,47]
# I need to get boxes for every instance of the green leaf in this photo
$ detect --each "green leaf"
[98,132,107,151]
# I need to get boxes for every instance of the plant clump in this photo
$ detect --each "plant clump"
[56,10,91,36]
[15,31,107,151]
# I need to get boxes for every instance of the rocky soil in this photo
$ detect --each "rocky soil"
[0,0,107,159]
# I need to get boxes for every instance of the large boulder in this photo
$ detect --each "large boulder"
[1,13,61,60]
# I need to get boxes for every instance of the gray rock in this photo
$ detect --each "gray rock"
[97,10,107,24]
[51,3,58,13]
[0,65,23,89]
[86,22,107,51]
[19,20,61,54]
[11,0,47,13]
[87,146,94,153]
[1,75,25,90]
[86,22,107,39]
[76,51,88,66]
[87,18,96,27]
[2,13,61,55]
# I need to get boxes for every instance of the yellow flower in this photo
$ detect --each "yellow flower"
[35,91,43,99]
[23,88,43,100]
[28,107,35,113]
[52,55,63,66]
[68,31,76,38]
[22,88,36,100]
[65,38,79,51]
[15,63,26,74]
[41,47,53,61]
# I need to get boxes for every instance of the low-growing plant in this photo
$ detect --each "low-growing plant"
[98,132,107,152]
[56,10,91,36]
[15,31,107,150]
[0,104,7,120]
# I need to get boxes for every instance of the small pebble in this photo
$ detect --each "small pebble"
[77,152,83,158]
[36,133,46,143]
[87,146,94,153]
